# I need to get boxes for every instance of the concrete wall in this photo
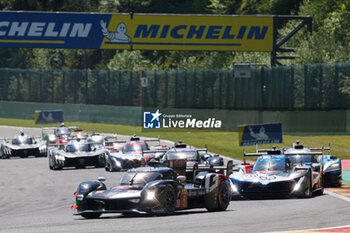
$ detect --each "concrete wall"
[0,101,348,133]
[0,101,141,126]
[160,108,348,133]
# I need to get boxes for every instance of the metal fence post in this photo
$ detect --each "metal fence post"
[201,70,205,107]
[184,71,187,108]
[107,70,111,103]
[164,70,168,108]
[39,70,42,102]
[27,72,31,102]
[290,65,294,110]
[193,72,197,108]
[334,62,339,108]
[219,70,223,108]
[85,70,88,104]
[153,70,157,107]
[304,64,308,109]
[51,70,55,102]
[319,65,323,109]
[118,70,122,105]
[175,70,178,108]
[73,71,77,104]
[226,70,230,108]
[16,73,20,100]
[62,71,66,103]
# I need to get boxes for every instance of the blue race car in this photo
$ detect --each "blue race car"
[284,141,342,187]
[230,149,324,199]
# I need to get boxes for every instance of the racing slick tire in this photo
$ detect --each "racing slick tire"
[315,176,324,196]
[204,179,231,212]
[0,150,9,159]
[51,157,63,170]
[107,164,114,172]
[81,212,102,219]
[302,172,312,198]
[155,184,176,215]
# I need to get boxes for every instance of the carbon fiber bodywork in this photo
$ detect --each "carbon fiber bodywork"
[73,166,231,218]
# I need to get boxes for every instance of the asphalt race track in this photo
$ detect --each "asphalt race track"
[0,126,350,233]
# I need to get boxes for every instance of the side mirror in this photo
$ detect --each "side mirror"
[177,175,186,183]
[98,177,106,182]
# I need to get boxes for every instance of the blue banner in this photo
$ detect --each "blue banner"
[0,11,111,49]
[0,11,273,51]
[238,123,282,146]
[35,110,63,124]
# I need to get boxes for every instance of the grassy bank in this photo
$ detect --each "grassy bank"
[1,118,349,160]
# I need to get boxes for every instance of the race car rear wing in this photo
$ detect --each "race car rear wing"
[309,145,331,154]
[242,149,271,165]
[256,146,284,155]
[284,151,324,156]
[141,149,169,159]
[106,135,162,145]
[192,160,234,179]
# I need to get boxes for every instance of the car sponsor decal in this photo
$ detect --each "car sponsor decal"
[112,186,131,190]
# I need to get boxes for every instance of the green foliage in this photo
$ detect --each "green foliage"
[258,0,302,15]
[295,1,350,64]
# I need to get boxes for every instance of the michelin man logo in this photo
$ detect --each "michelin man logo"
[100,20,131,43]
[248,126,269,140]
[143,110,162,129]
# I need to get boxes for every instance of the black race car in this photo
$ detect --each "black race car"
[105,135,168,172]
[72,162,232,218]
[148,141,225,181]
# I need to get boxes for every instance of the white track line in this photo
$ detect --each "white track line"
[324,189,350,203]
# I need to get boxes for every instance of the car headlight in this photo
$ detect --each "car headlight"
[146,191,156,200]
[113,158,121,167]
[293,176,305,191]
[326,163,340,171]
[230,182,238,193]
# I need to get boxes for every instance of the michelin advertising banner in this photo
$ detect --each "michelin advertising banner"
[238,123,282,146]
[34,110,63,124]
[0,11,273,51]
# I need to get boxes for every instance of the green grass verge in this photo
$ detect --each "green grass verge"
[1,118,350,160]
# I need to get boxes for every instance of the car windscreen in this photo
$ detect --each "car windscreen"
[12,137,33,145]
[66,143,91,152]
[123,143,149,152]
[253,160,287,172]
[56,127,70,135]
[120,171,162,186]
[286,155,317,164]
[89,136,104,145]
[164,151,198,161]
